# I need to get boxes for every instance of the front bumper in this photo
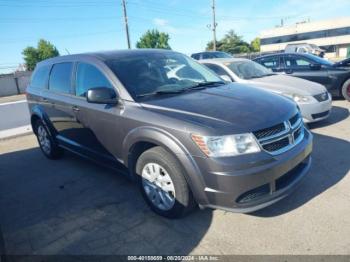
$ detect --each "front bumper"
[193,129,313,213]
[299,96,332,123]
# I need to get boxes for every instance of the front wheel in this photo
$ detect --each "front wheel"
[136,146,195,218]
[341,79,350,101]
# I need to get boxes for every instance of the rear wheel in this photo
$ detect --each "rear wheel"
[35,120,63,159]
[136,146,195,218]
[341,79,350,101]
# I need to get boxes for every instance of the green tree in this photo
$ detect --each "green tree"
[206,30,251,54]
[22,39,59,71]
[250,37,260,52]
[136,29,171,49]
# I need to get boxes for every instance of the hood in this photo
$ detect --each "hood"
[246,74,327,96]
[140,83,298,134]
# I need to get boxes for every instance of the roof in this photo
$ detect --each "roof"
[191,51,228,55]
[199,58,249,63]
[37,49,176,65]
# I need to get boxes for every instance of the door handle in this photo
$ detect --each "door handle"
[72,105,80,112]
[42,97,48,102]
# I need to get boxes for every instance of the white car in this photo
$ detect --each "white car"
[200,58,332,123]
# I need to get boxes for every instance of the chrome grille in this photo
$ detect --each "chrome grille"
[253,113,304,155]
[253,123,285,139]
[313,92,329,102]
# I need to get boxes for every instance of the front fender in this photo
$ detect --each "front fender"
[122,126,209,205]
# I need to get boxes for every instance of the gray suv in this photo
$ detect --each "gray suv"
[27,49,313,218]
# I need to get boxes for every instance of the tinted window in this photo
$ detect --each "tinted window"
[49,63,73,94]
[284,55,311,68]
[31,65,50,89]
[202,53,211,59]
[258,56,280,69]
[75,63,112,97]
[191,54,200,60]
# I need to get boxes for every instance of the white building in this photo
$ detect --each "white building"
[259,17,350,59]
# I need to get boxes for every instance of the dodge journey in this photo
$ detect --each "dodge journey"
[26,49,313,218]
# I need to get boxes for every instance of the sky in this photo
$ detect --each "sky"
[1,0,350,73]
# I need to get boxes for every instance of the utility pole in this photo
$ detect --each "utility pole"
[211,0,217,51]
[122,0,131,49]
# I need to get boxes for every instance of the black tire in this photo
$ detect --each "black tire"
[34,119,63,159]
[341,79,350,101]
[136,146,196,218]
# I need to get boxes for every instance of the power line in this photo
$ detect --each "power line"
[0,16,121,23]
[0,29,120,44]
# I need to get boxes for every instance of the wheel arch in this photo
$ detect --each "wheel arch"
[123,126,209,205]
[30,105,56,137]
[340,77,350,99]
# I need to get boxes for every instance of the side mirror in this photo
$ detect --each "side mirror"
[309,63,321,70]
[220,75,232,82]
[87,87,118,105]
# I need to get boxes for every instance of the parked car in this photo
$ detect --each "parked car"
[200,58,332,123]
[254,53,350,100]
[27,49,312,218]
[191,51,232,60]
[334,57,350,69]
[285,43,325,57]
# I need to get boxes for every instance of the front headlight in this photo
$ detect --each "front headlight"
[282,93,311,103]
[191,133,260,157]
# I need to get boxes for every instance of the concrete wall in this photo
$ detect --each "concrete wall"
[0,71,32,97]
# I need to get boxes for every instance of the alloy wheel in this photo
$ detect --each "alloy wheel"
[37,125,51,155]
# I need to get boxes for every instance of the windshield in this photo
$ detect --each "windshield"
[225,60,274,80]
[303,53,334,66]
[107,52,223,100]
[210,52,232,58]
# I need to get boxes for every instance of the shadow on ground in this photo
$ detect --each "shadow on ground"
[308,105,349,129]
[0,148,213,255]
[250,132,350,217]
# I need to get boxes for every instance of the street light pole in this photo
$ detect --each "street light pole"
[122,0,131,49]
[212,0,217,51]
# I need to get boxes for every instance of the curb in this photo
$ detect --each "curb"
[0,125,33,141]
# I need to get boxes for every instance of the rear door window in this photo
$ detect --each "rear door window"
[49,62,73,94]
[31,65,51,89]
[258,56,280,69]
[75,63,112,97]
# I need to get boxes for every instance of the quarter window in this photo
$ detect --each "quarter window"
[49,63,73,94]
[31,65,50,89]
[75,63,112,97]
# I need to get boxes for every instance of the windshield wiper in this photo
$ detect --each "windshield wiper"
[187,81,226,90]
[136,89,186,98]
[136,81,225,98]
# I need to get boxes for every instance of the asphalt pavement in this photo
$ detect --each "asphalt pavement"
[0,100,349,255]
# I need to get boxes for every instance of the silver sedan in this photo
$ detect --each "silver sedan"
[199,58,332,123]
